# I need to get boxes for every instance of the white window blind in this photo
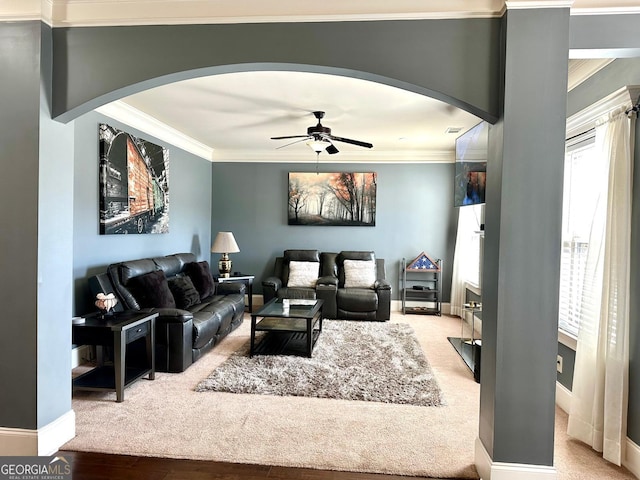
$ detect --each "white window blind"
[558,135,597,337]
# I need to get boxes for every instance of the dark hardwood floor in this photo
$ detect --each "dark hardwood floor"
[59,451,463,480]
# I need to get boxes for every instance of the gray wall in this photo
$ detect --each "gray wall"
[210,162,457,302]
[0,21,74,431]
[480,8,569,465]
[0,20,41,430]
[72,111,214,315]
[51,19,501,123]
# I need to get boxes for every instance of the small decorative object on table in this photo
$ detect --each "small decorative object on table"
[95,292,118,316]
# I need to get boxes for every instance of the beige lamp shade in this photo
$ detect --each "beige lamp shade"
[211,232,240,254]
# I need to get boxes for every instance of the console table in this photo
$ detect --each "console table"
[448,303,482,382]
[72,311,157,402]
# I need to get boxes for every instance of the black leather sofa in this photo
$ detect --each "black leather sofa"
[262,250,391,321]
[92,252,245,373]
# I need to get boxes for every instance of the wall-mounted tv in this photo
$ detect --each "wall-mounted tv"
[454,122,488,207]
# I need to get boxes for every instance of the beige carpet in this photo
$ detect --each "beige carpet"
[64,312,637,479]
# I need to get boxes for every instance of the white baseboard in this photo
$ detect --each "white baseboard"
[555,381,572,414]
[555,381,640,478]
[625,438,640,479]
[475,437,558,480]
[71,345,92,369]
[0,409,75,456]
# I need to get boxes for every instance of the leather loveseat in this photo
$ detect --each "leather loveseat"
[93,252,245,373]
[262,250,391,321]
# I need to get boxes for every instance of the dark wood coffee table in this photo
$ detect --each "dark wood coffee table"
[250,298,324,358]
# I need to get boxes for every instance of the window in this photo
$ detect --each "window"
[558,135,597,338]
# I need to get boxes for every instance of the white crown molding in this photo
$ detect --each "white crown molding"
[566,85,640,138]
[46,0,506,27]
[0,0,43,21]
[567,59,614,91]
[571,7,640,15]
[211,148,454,164]
[96,101,215,161]
[1,1,637,26]
[506,1,573,9]
[95,101,453,164]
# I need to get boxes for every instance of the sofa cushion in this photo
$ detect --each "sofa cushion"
[129,270,176,308]
[343,259,377,288]
[185,261,215,298]
[168,276,201,310]
[192,311,222,350]
[337,288,379,312]
[287,261,320,287]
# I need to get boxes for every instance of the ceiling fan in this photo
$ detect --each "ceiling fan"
[270,111,373,155]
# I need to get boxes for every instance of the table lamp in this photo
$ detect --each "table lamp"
[211,231,240,278]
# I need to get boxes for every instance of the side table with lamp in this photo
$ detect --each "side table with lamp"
[210,231,254,312]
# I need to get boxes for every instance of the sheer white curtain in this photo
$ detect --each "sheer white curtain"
[567,107,633,466]
[450,205,480,317]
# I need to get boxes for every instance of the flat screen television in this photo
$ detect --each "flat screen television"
[454,122,488,207]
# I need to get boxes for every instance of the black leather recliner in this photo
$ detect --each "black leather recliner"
[333,251,391,321]
[261,249,338,307]
[262,250,391,321]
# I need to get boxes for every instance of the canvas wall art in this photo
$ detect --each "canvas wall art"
[99,124,170,234]
[454,122,488,207]
[288,172,377,226]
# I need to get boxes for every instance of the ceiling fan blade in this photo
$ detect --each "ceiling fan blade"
[328,135,373,149]
[326,143,339,154]
[275,137,311,149]
[271,135,311,140]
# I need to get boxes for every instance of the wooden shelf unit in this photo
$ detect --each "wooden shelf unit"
[400,253,442,316]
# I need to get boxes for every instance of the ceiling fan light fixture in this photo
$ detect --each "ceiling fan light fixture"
[307,139,328,153]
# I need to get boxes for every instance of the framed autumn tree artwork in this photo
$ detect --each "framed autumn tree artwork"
[288,172,377,226]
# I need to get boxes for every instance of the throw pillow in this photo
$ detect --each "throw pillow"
[185,261,215,299]
[168,276,201,310]
[128,270,176,308]
[343,259,377,288]
[287,261,320,288]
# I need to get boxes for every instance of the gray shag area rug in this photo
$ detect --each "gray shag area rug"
[195,320,445,406]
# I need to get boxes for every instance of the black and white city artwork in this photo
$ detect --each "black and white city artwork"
[98,124,170,235]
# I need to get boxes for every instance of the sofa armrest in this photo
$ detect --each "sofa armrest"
[151,307,193,323]
[262,276,282,290]
[262,276,282,303]
[216,282,246,296]
[316,283,337,319]
[317,275,338,286]
[152,308,193,373]
[375,279,392,291]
